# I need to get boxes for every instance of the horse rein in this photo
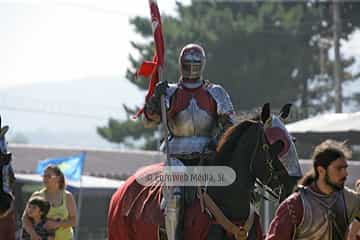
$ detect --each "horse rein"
[200,190,254,240]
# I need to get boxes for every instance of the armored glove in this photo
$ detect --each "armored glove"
[145,81,169,115]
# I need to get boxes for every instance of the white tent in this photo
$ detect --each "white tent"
[286,112,360,145]
[287,112,360,133]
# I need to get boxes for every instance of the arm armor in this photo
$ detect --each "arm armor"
[207,83,237,137]
[143,83,177,124]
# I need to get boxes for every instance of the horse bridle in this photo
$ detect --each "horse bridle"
[249,122,285,202]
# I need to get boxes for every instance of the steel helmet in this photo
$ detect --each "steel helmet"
[179,43,206,80]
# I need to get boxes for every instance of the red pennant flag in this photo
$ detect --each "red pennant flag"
[133,0,165,119]
[137,60,157,78]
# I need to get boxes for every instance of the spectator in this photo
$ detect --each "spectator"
[22,165,77,240]
[265,139,360,240]
[21,197,54,240]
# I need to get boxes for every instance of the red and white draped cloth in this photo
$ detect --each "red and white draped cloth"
[107,162,264,240]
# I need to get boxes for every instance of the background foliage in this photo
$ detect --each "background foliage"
[98,1,360,150]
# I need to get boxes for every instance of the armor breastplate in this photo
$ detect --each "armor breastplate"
[162,82,235,155]
[164,85,217,155]
[168,86,217,137]
[296,187,348,240]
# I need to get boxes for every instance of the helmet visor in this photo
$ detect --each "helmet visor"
[181,51,203,63]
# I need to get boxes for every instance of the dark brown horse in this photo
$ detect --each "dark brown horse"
[0,116,16,240]
[108,103,301,240]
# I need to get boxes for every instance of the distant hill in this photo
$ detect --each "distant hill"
[0,76,144,149]
[1,75,359,149]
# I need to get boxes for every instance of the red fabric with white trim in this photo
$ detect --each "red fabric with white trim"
[108,162,264,240]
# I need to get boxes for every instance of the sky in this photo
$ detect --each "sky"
[341,29,360,73]
[0,0,358,89]
[0,0,184,89]
[0,0,359,88]
[0,0,188,148]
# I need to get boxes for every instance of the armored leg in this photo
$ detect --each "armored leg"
[162,158,186,240]
[165,192,184,240]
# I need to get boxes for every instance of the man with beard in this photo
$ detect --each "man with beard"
[265,139,360,240]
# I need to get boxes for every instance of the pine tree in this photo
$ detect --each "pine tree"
[98,1,360,149]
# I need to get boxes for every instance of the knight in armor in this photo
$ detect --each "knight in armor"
[265,139,360,240]
[143,43,237,240]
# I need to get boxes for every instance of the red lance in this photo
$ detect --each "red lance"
[133,0,170,161]
[134,0,165,119]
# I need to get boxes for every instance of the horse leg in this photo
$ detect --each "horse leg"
[164,192,184,240]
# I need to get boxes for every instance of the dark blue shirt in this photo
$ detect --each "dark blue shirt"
[22,219,54,240]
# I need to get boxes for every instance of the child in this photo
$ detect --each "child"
[21,197,54,240]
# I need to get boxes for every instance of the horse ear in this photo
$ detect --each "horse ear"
[261,103,270,124]
[279,103,292,120]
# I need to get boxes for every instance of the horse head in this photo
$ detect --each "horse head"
[260,103,302,201]
[207,103,301,222]
[0,116,15,218]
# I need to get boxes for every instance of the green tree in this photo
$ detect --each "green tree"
[98,1,360,149]
[295,2,360,117]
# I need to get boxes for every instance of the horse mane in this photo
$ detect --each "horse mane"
[216,120,258,162]
[237,109,261,122]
